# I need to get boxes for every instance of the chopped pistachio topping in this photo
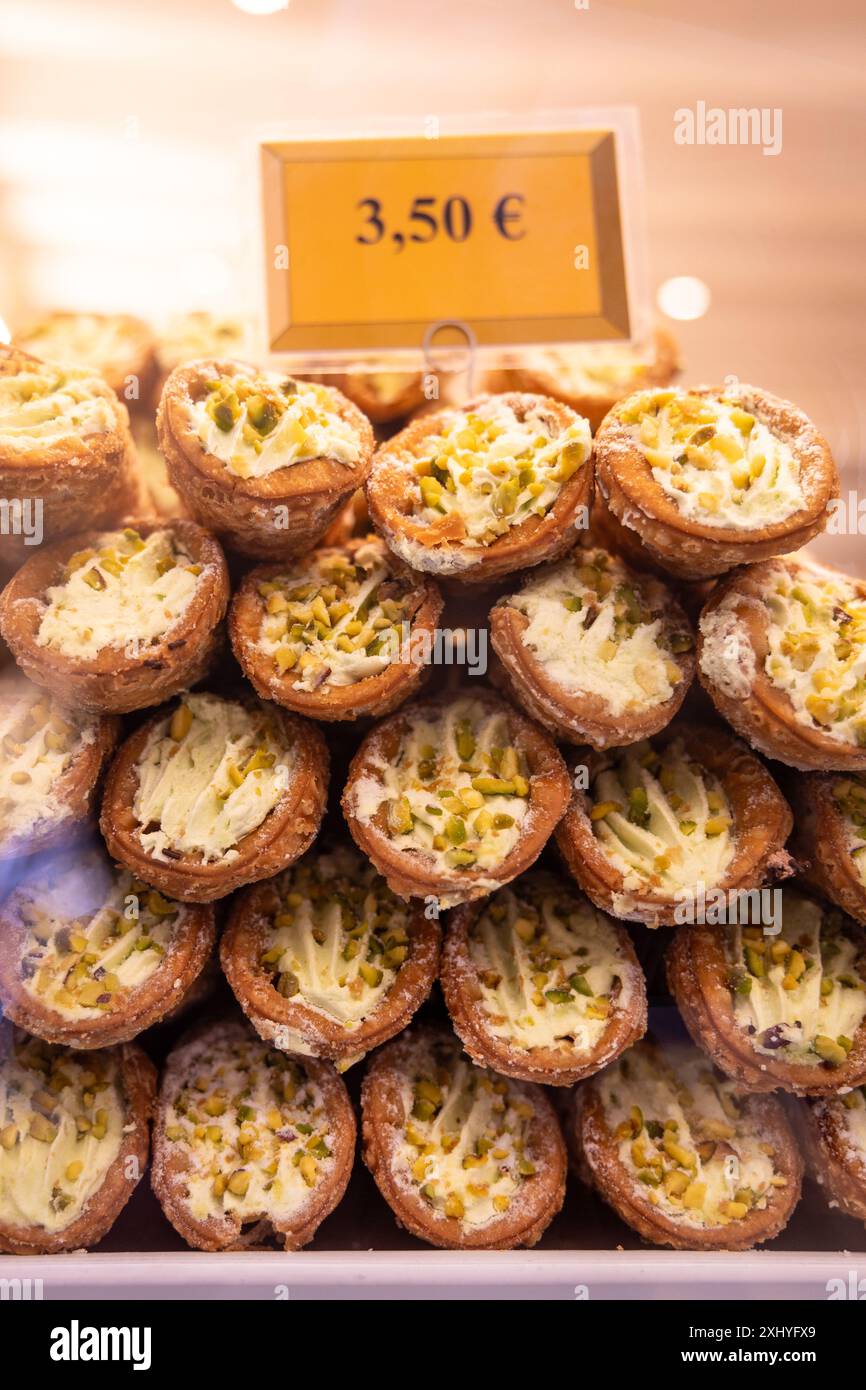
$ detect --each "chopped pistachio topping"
[0,361,114,450]
[467,873,637,1052]
[728,892,866,1065]
[162,1030,336,1223]
[762,561,866,746]
[601,1044,781,1229]
[351,696,530,877]
[191,369,361,479]
[0,674,96,846]
[0,1034,124,1234]
[833,775,866,887]
[255,536,416,692]
[503,546,691,714]
[10,848,182,1019]
[36,527,201,661]
[588,737,734,895]
[134,693,294,864]
[396,1033,540,1228]
[403,396,591,547]
[257,847,411,1031]
[816,1084,866,1161]
[619,389,805,530]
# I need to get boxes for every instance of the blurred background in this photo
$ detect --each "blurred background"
[0,0,863,473]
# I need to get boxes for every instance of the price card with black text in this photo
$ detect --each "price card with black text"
[260,115,647,358]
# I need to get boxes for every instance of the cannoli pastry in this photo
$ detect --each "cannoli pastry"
[593,384,837,579]
[361,1026,566,1249]
[151,311,256,407]
[321,488,371,546]
[342,689,571,907]
[130,415,185,519]
[555,724,792,928]
[366,393,593,586]
[441,870,646,1085]
[304,361,427,425]
[489,543,694,747]
[698,556,866,771]
[0,519,229,714]
[157,360,375,560]
[482,329,680,432]
[221,845,440,1069]
[14,311,155,406]
[0,671,118,862]
[790,773,866,925]
[0,843,215,1048]
[152,1018,355,1251]
[799,1085,866,1227]
[100,691,328,902]
[0,1022,155,1255]
[668,889,866,1094]
[0,345,139,568]
[229,534,442,721]
[572,1039,802,1250]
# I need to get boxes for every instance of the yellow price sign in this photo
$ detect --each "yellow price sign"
[261,128,634,354]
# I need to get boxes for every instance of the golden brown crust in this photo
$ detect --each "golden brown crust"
[320,489,371,545]
[572,1056,802,1250]
[798,1093,866,1226]
[0,345,141,569]
[341,688,571,905]
[100,696,329,902]
[0,857,216,1048]
[440,884,646,1085]
[151,1017,355,1251]
[489,548,695,748]
[157,359,375,560]
[13,311,156,405]
[360,1025,567,1249]
[0,518,229,714]
[0,675,119,863]
[594,383,838,579]
[228,536,443,722]
[698,561,866,772]
[366,393,594,587]
[555,722,793,928]
[0,1022,156,1255]
[666,915,866,1095]
[789,773,866,924]
[221,872,440,1065]
[482,329,680,432]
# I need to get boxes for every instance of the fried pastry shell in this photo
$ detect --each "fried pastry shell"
[0,345,141,569]
[151,1017,355,1252]
[221,848,440,1067]
[0,1022,155,1256]
[555,722,793,928]
[228,535,443,722]
[360,1025,567,1250]
[667,896,866,1095]
[571,1040,802,1251]
[789,773,866,925]
[157,358,375,561]
[441,872,646,1085]
[14,311,156,406]
[0,518,229,714]
[366,392,594,587]
[100,694,328,902]
[594,384,838,580]
[489,545,695,748]
[798,1089,866,1227]
[698,559,866,772]
[341,688,571,907]
[0,847,216,1048]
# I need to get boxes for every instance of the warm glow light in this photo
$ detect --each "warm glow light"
[657,275,711,322]
[231,0,289,13]
[0,316,10,345]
